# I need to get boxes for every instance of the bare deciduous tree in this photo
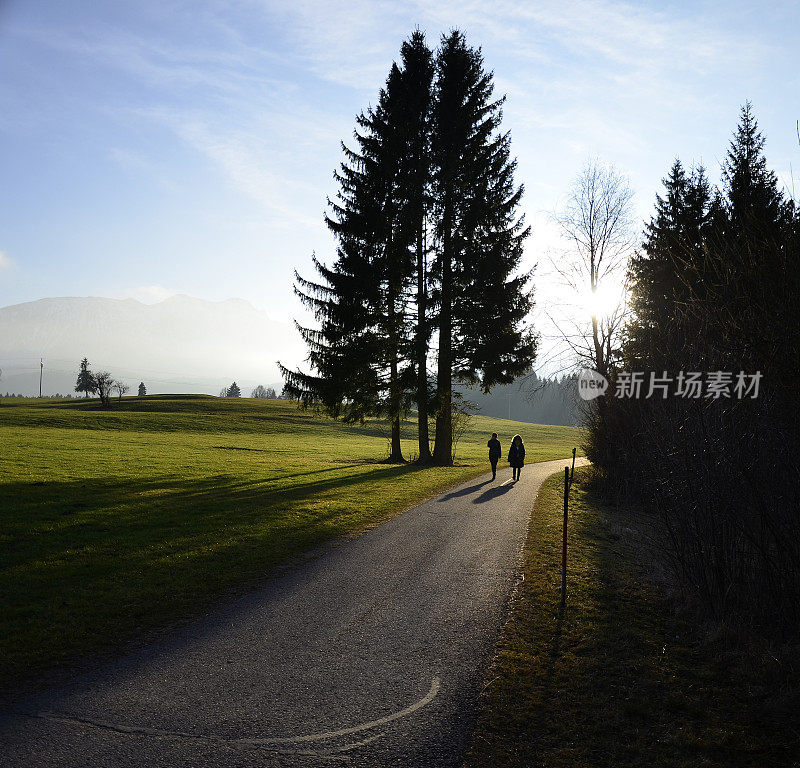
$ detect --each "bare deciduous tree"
[113,381,130,401]
[552,159,635,377]
[93,371,115,407]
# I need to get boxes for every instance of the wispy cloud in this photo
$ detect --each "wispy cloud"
[108,147,181,192]
[254,0,767,88]
[18,12,347,232]
[256,0,411,90]
[0,250,13,273]
[171,119,325,229]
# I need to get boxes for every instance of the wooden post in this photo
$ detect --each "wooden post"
[570,447,576,483]
[561,466,569,608]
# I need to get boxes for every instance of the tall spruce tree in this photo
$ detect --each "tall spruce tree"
[720,102,787,241]
[281,33,434,462]
[429,31,535,465]
[711,102,798,378]
[396,31,435,463]
[626,159,710,367]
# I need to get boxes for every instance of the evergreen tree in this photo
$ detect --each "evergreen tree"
[281,32,434,462]
[138,382,146,397]
[227,381,241,398]
[75,358,96,398]
[720,102,787,242]
[626,160,710,367]
[430,31,535,465]
[282,30,536,465]
[397,30,435,463]
[712,102,798,380]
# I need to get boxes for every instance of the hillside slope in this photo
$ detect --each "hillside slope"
[0,295,300,395]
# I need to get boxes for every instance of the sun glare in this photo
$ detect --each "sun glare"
[581,278,627,321]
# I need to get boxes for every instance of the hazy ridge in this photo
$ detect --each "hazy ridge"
[0,295,300,396]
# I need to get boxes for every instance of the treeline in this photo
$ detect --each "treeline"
[280,29,535,465]
[458,372,579,426]
[218,383,283,398]
[590,103,800,631]
[2,393,77,399]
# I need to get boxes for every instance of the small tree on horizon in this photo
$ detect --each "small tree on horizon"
[251,384,276,398]
[93,371,114,407]
[113,381,130,401]
[227,381,241,398]
[138,382,146,397]
[75,358,96,398]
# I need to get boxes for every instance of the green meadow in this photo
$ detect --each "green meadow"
[0,394,582,690]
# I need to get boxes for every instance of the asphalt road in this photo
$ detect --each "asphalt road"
[1,457,587,767]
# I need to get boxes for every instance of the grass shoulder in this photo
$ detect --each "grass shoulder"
[463,467,800,768]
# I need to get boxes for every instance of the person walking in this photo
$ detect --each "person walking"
[508,434,525,481]
[487,433,501,480]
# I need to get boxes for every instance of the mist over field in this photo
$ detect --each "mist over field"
[0,294,300,396]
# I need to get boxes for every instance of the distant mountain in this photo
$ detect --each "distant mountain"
[0,295,303,396]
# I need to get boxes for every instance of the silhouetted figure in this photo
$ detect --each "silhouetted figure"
[508,434,525,481]
[487,433,501,480]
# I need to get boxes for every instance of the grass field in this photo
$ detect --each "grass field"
[463,468,800,768]
[0,394,582,692]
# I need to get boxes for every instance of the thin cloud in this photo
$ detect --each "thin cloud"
[0,251,13,272]
[152,113,329,231]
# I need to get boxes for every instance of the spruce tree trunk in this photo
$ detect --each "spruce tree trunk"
[416,227,432,463]
[389,407,403,462]
[388,356,405,462]
[387,281,405,463]
[432,201,453,465]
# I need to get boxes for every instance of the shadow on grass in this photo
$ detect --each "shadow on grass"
[0,460,432,690]
[211,445,269,452]
[484,479,671,767]
[0,462,427,570]
[531,479,761,767]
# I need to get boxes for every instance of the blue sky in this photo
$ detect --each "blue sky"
[1,0,798,358]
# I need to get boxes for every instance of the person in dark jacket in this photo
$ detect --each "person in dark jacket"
[487,433,501,480]
[508,434,525,481]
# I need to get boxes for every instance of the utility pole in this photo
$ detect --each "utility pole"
[39,358,43,398]
[561,466,569,608]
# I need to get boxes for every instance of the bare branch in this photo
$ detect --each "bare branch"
[550,158,635,376]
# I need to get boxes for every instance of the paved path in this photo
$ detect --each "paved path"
[1,458,587,767]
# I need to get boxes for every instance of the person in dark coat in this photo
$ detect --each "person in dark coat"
[508,434,525,481]
[487,433,501,480]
